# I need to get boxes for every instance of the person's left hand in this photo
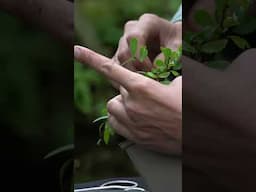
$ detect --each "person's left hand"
[74,46,182,155]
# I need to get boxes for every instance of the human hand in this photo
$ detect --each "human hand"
[113,14,182,72]
[74,46,182,155]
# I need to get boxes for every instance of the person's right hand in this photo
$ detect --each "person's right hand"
[113,13,182,72]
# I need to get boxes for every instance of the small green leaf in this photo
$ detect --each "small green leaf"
[155,59,164,67]
[173,62,182,70]
[103,129,110,144]
[130,38,138,58]
[223,16,239,29]
[183,41,196,54]
[103,122,114,144]
[159,65,167,72]
[194,9,215,27]
[229,36,250,49]
[171,70,180,76]
[151,68,159,74]
[160,80,171,85]
[201,39,228,53]
[159,72,170,78]
[145,72,158,79]
[139,46,148,62]
[160,47,172,58]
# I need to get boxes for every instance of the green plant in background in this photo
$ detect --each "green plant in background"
[183,0,256,68]
[94,38,182,145]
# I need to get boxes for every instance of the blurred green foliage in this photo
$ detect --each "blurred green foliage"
[183,0,256,68]
[0,11,72,149]
[74,0,181,184]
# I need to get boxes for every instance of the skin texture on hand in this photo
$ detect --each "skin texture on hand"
[113,13,182,72]
[74,46,182,155]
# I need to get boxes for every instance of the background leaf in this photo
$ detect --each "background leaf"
[194,9,215,27]
[183,41,196,54]
[229,36,250,49]
[223,16,239,29]
[201,39,228,53]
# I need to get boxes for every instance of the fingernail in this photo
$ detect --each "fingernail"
[74,46,81,58]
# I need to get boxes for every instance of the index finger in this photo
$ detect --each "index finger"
[74,45,139,90]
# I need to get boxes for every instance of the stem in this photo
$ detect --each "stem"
[120,57,136,66]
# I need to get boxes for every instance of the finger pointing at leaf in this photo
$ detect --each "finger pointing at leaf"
[74,45,141,90]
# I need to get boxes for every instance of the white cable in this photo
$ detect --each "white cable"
[74,179,146,192]
[101,180,138,187]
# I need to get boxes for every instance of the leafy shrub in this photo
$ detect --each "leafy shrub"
[183,0,256,69]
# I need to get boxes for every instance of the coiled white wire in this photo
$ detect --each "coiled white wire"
[74,180,146,191]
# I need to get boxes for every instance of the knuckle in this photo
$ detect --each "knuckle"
[126,31,145,43]
[106,99,116,113]
[139,13,157,22]
[125,102,138,119]
[130,79,151,93]
[124,20,137,30]
[101,61,113,75]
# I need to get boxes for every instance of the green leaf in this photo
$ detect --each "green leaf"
[183,41,196,54]
[145,72,158,79]
[171,70,180,77]
[159,65,167,72]
[155,59,164,67]
[160,47,172,59]
[223,16,239,29]
[201,39,228,53]
[103,128,110,144]
[139,46,148,62]
[160,80,171,85]
[103,122,114,144]
[173,62,182,70]
[129,38,138,58]
[228,36,250,49]
[151,68,159,74]
[194,10,215,27]
[159,72,170,78]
